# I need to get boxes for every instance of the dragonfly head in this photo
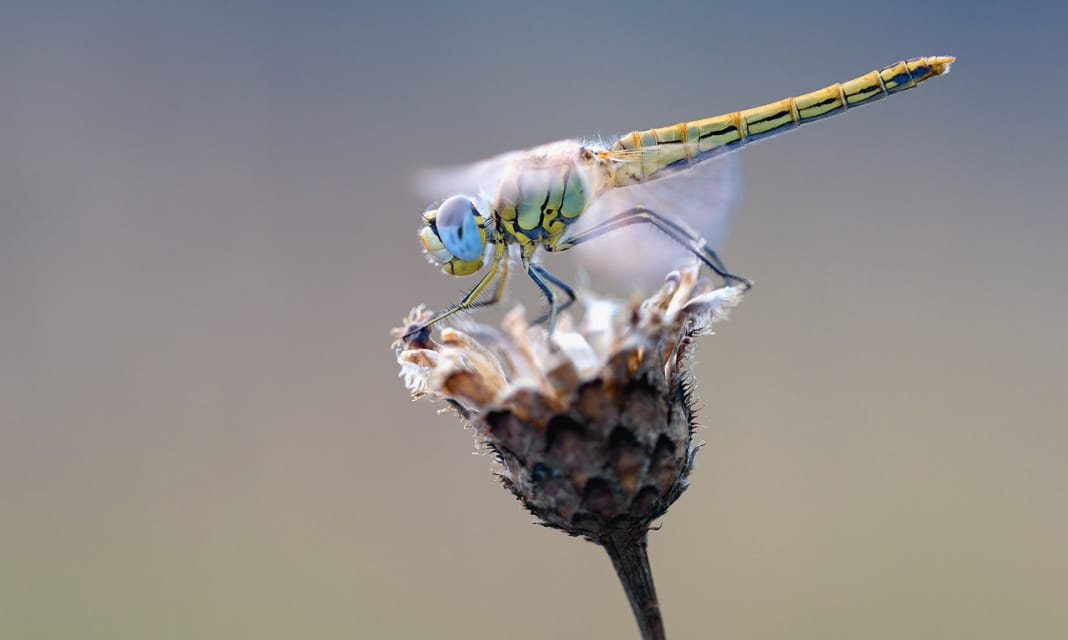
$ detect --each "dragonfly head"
[419,195,487,276]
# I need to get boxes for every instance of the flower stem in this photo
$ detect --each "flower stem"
[601,530,665,640]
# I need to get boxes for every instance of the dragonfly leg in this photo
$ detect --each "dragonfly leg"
[404,246,508,340]
[526,263,577,332]
[463,255,509,311]
[549,206,752,290]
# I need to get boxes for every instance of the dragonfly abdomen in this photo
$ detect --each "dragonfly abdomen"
[608,56,954,187]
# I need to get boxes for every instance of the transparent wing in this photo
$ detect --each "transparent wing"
[413,138,585,202]
[568,154,742,290]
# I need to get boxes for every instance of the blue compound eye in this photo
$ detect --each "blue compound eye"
[435,195,484,261]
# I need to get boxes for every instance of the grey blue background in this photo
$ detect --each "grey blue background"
[3,1,1066,638]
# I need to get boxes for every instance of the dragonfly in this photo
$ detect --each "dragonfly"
[411,56,955,336]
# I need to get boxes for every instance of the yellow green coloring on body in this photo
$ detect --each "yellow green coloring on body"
[412,56,955,336]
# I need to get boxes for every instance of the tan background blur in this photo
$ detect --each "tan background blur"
[2,2,1066,638]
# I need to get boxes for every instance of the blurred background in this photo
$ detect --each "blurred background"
[2,1,1066,638]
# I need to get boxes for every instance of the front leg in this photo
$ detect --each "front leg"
[405,243,509,340]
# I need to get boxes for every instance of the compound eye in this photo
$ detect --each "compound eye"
[435,195,484,261]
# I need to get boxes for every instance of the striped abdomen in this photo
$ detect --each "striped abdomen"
[608,56,954,186]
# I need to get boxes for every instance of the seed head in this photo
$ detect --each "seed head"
[392,265,743,541]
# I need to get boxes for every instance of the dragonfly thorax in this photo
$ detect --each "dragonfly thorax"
[493,156,592,249]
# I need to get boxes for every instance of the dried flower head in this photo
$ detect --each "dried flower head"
[391,264,744,639]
